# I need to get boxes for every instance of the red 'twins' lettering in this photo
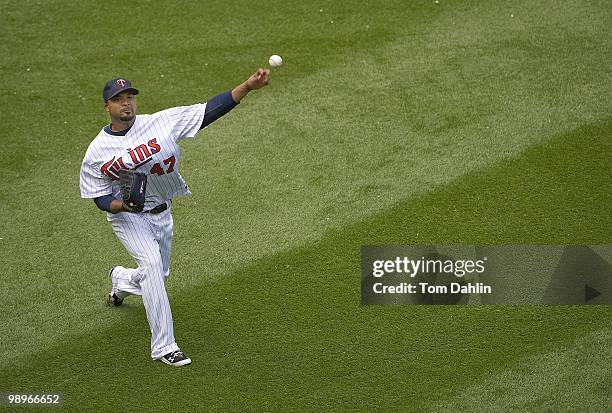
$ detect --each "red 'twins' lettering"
[127,138,162,167]
[101,156,126,180]
[148,138,161,154]
[102,139,162,179]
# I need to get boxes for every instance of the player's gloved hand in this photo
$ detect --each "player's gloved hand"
[119,169,147,213]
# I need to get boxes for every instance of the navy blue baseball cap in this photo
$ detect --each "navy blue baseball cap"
[102,77,139,101]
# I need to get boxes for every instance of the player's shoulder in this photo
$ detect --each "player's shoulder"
[153,103,206,119]
[83,126,120,160]
[85,128,108,150]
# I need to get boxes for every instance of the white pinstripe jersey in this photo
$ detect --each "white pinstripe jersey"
[80,103,206,212]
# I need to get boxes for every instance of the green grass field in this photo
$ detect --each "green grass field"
[1,0,611,411]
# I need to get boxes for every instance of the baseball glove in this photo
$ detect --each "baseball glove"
[119,169,147,212]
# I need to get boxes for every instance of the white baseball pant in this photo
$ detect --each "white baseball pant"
[108,205,180,359]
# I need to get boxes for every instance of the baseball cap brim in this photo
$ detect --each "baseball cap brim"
[106,87,139,101]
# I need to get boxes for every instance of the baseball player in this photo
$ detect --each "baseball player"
[80,68,270,366]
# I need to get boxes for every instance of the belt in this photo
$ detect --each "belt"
[146,202,168,214]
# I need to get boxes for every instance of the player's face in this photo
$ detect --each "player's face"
[105,91,137,123]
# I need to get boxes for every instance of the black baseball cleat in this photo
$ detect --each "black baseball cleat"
[160,350,192,367]
[107,291,124,307]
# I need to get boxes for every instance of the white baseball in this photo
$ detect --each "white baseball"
[269,55,283,68]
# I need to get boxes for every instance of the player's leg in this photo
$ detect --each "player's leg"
[113,209,173,293]
[145,207,191,366]
[154,207,173,279]
[109,213,179,359]
[109,265,142,297]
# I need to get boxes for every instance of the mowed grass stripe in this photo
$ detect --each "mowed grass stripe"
[429,328,612,413]
[192,0,612,255]
[6,115,611,411]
